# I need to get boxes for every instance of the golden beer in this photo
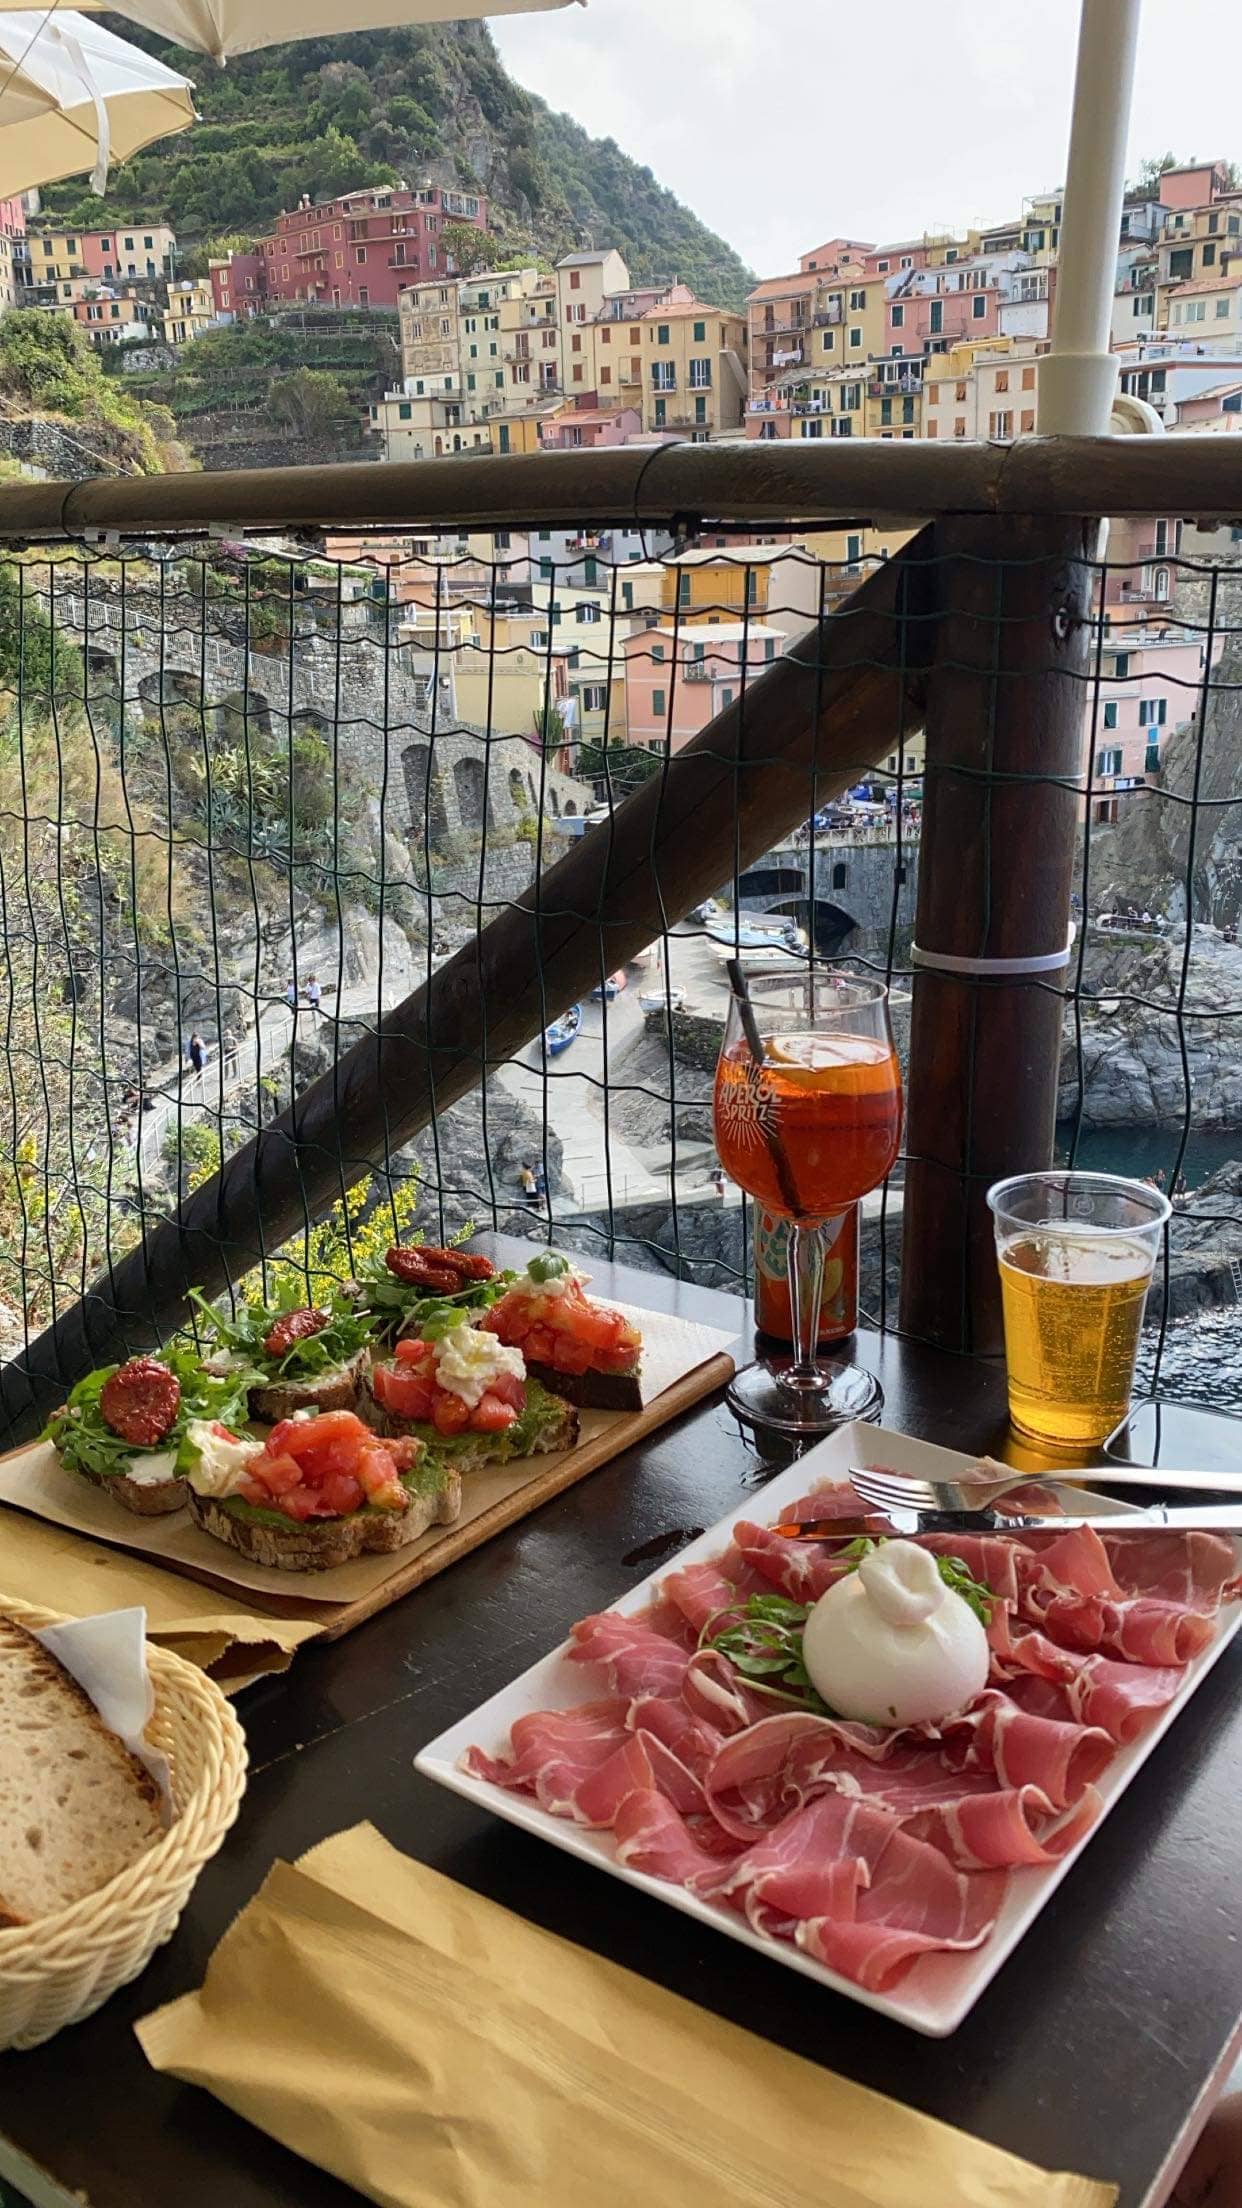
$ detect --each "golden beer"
[998,1232,1155,1449]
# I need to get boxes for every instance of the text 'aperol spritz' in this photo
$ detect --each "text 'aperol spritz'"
[714,1032,902,1220]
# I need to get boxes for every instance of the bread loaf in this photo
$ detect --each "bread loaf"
[0,1616,163,1926]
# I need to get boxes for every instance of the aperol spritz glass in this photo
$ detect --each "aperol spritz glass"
[713,972,901,1435]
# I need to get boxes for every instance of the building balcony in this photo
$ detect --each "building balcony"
[760,312,811,336]
[813,303,844,326]
[868,374,922,396]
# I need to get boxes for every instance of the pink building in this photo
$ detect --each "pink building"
[799,236,872,274]
[258,184,488,311]
[1088,622,1205,822]
[0,197,24,238]
[209,249,265,321]
[540,404,640,449]
[623,623,785,752]
[1174,380,1242,430]
[1158,162,1232,212]
[886,258,1007,351]
[862,239,933,280]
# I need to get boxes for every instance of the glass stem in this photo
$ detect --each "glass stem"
[786,1220,825,1385]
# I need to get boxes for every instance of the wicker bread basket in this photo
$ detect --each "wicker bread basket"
[0,1599,248,2050]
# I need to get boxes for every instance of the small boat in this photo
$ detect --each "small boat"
[543,1004,582,1055]
[638,986,686,1013]
[590,970,628,1001]
[711,940,808,973]
[705,915,807,954]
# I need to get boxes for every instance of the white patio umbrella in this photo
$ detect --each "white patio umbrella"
[0,9,194,196]
[0,0,582,65]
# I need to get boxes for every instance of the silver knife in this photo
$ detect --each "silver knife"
[877,1503,1242,1538]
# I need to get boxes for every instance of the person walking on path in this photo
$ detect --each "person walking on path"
[188,1032,206,1076]
[533,1159,547,1200]
[306,974,322,1019]
[518,1162,537,1200]
[284,979,298,1010]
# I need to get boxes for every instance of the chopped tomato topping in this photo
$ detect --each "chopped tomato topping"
[432,1391,472,1436]
[242,1410,410,1521]
[484,1282,640,1377]
[370,1363,435,1423]
[472,1391,518,1432]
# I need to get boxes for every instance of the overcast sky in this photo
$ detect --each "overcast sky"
[492,0,1237,279]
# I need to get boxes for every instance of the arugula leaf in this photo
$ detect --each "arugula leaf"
[700,1593,836,1716]
[350,1257,513,1348]
[45,1348,251,1483]
[186,1286,373,1379]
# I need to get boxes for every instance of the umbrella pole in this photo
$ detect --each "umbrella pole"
[1038,0,1143,435]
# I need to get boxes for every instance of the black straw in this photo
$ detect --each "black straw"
[726,960,803,1217]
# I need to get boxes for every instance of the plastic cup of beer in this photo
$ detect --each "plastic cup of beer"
[987,1170,1171,1451]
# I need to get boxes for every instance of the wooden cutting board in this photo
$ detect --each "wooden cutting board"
[0,1309,736,1645]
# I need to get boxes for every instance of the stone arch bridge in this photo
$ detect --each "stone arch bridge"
[737,837,920,955]
[52,579,592,862]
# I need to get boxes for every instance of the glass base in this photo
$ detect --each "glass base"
[726,1354,884,1438]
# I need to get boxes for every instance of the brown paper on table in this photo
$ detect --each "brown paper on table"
[137,1823,1118,2208]
[0,1509,320,1684]
[0,1307,732,1605]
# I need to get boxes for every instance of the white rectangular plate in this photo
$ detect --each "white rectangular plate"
[415,1420,1242,2036]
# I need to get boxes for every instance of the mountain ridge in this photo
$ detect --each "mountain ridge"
[38,21,754,312]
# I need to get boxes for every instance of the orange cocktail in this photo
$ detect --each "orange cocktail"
[714,1032,901,1220]
[712,971,902,1438]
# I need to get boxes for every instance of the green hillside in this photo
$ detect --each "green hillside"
[41,21,753,311]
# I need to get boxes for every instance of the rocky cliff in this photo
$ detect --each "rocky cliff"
[1057,925,1242,1130]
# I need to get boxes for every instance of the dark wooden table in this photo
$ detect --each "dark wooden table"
[0,1255,1238,2208]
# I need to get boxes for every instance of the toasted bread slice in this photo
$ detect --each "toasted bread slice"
[359,1372,580,1470]
[521,1358,643,1413]
[187,1463,462,1573]
[45,1420,187,1516]
[247,1347,368,1425]
[0,1616,163,1926]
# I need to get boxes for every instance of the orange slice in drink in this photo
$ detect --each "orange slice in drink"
[764,1033,891,1088]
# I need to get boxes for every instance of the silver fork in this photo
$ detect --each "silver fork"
[848,1460,1242,1517]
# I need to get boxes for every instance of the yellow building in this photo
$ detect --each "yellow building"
[1157,200,1242,290]
[863,368,923,439]
[1021,192,1063,262]
[640,302,748,438]
[838,271,888,375]
[162,277,214,345]
[1160,273,1242,347]
[76,292,153,346]
[497,271,560,406]
[399,277,461,390]
[369,388,490,458]
[752,365,866,440]
[555,247,630,336]
[922,340,1039,440]
[27,222,176,287]
[490,404,563,454]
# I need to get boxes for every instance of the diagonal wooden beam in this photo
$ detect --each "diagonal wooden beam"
[0,528,934,1434]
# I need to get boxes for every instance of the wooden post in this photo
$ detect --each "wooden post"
[898,514,1096,1354]
[1,531,933,1433]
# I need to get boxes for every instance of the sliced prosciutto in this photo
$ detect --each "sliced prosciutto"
[464,1487,1238,1994]
[462,1700,630,1818]
[568,1611,692,1698]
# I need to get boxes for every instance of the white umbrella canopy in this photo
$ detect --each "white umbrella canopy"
[0,10,194,196]
[3,1,582,64]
